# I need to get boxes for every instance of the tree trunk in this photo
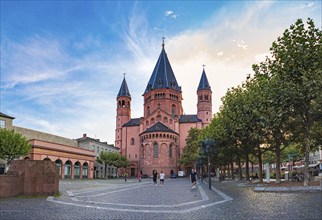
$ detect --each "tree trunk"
[258,149,263,182]
[303,110,311,187]
[275,137,281,184]
[245,153,250,181]
[237,155,242,180]
[304,137,310,186]
[105,164,107,179]
[231,161,235,180]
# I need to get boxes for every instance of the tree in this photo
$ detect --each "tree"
[254,18,322,186]
[96,151,117,179]
[0,129,31,168]
[177,128,202,167]
[97,151,130,178]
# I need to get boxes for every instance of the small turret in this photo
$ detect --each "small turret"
[197,66,212,127]
[115,75,131,151]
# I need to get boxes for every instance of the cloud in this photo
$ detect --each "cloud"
[233,40,248,50]
[2,0,321,143]
[1,36,75,88]
[165,10,177,19]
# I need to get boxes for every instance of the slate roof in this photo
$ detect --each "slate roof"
[117,77,131,97]
[141,122,178,134]
[197,68,211,91]
[143,44,181,94]
[0,112,15,119]
[179,115,202,123]
[123,118,141,127]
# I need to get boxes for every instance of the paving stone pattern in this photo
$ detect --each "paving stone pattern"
[0,178,321,220]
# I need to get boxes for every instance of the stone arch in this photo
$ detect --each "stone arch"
[163,117,168,123]
[153,142,158,158]
[55,159,62,177]
[172,104,176,115]
[64,160,72,179]
[74,161,81,179]
[43,157,51,161]
[82,162,88,179]
[169,143,173,158]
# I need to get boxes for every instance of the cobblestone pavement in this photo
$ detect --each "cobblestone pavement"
[1,178,321,220]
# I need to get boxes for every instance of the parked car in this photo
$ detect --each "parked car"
[178,171,185,177]
[171,173,177,178]
[141,174,148,178]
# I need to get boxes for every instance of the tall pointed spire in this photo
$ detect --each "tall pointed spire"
[197,66,211,91]
[144,38,181,94]
[117,74,131,97]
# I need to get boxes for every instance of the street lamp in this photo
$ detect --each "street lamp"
[196,157,203,183]
[200,138,215,190]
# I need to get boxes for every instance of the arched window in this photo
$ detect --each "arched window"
[131,138,135,145]
[82,162,88,179]
[169,144,173,158]
[55,159,62,176]
[163,117,168,123]
[204,95,208,100]
[74,162,81,179]
[172,104,176,116]
[122,100,125,107]
[153,142,158,158]
[64,160,72,179]
[157,115,161,121]
[118,100,121,107]
[147,106,150,115]
[151,118,155,124]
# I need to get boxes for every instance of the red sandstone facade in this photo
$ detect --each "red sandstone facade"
[26,139,95,179]
[115,42,212,177]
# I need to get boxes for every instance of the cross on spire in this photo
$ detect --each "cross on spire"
[123,73,126,78]
[162,37,165,48]
[202,64,206,69]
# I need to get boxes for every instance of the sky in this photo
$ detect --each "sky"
[1,1,321,144]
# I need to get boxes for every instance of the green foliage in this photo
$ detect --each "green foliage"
[195,18,321,184]
[177,128,201,166]
[0,129,31,165]
[96,151,130,178]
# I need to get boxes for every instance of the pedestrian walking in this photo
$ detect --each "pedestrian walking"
[124,172,128,182]
[152,170,158,186]
[138,172,142,182]
[190,169,197,189]
[159,171,165,186]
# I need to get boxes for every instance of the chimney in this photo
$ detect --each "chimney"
[83,133,87,138]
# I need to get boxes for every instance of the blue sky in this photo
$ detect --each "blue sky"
[1,1,321,143]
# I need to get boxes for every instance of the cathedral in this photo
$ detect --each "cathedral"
[115,41,212,177]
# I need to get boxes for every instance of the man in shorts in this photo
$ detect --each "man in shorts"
[190,169,197,189]
[159,170,165,186]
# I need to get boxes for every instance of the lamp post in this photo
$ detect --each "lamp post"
[201,138,215,190]
[196,157,203,183]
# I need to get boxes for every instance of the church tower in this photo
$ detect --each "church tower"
[115,76,131,152]
[197,67,212,126]
[142,40,183,129]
